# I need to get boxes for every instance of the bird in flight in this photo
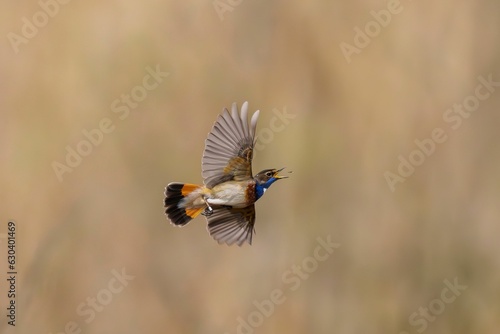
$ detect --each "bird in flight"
[164,101,288,246]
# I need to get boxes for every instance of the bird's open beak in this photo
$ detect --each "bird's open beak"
[274,167,290,179]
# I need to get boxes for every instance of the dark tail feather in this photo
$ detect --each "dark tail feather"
[164,183,204,226]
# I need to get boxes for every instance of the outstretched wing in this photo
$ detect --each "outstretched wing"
[202,102,259,188]
[206,205,256,246]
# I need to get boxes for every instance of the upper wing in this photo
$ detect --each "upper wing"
[206,205,256,246]
[202,102,260,188]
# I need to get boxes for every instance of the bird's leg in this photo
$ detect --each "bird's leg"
[201,196,213,216]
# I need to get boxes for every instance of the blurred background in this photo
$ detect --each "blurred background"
[1,1,500,333]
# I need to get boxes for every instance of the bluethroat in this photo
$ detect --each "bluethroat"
[164,101,287,246]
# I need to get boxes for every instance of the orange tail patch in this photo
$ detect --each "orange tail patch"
[185,207,204,219]
[181,183,201,196]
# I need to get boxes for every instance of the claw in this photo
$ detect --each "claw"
[202,205,213,216]
[201,195,214,216]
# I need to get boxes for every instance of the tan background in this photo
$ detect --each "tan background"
[1,1,500,333]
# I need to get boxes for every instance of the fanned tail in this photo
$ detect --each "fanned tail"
[164,183,205,226]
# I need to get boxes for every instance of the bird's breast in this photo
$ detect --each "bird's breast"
[245,182,257,204]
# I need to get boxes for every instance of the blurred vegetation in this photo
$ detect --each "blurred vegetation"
[1,1,500,333]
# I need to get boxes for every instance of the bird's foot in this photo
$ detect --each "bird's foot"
[202,205,213,216]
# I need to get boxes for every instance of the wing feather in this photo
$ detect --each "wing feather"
[206,205,255,246]
[250,110,260,138]
[230,103,246,139]
[202,102,259,188]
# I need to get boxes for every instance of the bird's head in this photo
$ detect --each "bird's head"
[254,167,289,189]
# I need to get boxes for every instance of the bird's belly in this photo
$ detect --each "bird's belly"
[207,183,250,208]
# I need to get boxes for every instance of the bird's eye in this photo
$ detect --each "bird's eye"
[266,171,273,177]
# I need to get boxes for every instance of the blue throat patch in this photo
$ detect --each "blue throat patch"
[255,178,278,201]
